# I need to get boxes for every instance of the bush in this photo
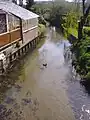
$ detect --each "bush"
[39,16,47,26]
[83,27,90,36]
[38,24,46,37]
[85,72,90,80]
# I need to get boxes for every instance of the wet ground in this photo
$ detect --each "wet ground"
[0,27,90,120]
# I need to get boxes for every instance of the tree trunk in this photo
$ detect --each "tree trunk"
[82,0,85,15]
[78,4,90,39]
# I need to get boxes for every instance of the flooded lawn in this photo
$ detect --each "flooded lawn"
[0,27,90,120]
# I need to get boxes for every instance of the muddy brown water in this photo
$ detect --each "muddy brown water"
[0,28,90,120]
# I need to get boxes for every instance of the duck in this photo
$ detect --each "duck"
[43,63,47,67]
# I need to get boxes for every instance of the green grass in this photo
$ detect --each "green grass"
[68,28,78,38]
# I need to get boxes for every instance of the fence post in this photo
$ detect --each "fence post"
[18,49,20,56]
[21,47,24,54]
[0,60,4,73]
[27,43,29,49]
[25,45,27,52]
[9,53,12,64]
[14,52,16,59]
[30,42,32,50]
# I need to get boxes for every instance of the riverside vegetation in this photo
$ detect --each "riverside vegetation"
[28,0,90,81]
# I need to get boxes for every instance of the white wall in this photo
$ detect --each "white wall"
[23,27,38,42]
[22,18,38,43]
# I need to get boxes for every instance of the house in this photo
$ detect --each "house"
[0,1,39,48]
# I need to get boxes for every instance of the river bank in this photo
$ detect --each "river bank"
[62,24,90,82]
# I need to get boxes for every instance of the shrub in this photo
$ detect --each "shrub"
[83,27,90,36]
[85,72,90,80]
[38,24,46,37]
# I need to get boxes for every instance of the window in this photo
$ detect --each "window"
[0,13,7,34]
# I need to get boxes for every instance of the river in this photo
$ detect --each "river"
[0,27,90,120]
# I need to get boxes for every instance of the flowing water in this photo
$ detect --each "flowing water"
[0,27,90,120]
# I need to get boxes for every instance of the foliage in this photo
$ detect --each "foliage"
[48,5,69,27]
[26,0,34,10]
[27,0,90,81]
[49,6,64,27]
[38,17,47,26]
[71,36,90,80]
[61,0,90,81]
[68,28,78,38]
[30,2,52,19]
[30,1,73,27]
[85,72,90,80]
[62,11,79,30]
[38,24,46,37]
[83,26,90,36]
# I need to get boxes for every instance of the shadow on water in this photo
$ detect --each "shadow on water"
[80,80,90,95]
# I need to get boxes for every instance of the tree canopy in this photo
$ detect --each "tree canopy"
[26,0,34,10]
